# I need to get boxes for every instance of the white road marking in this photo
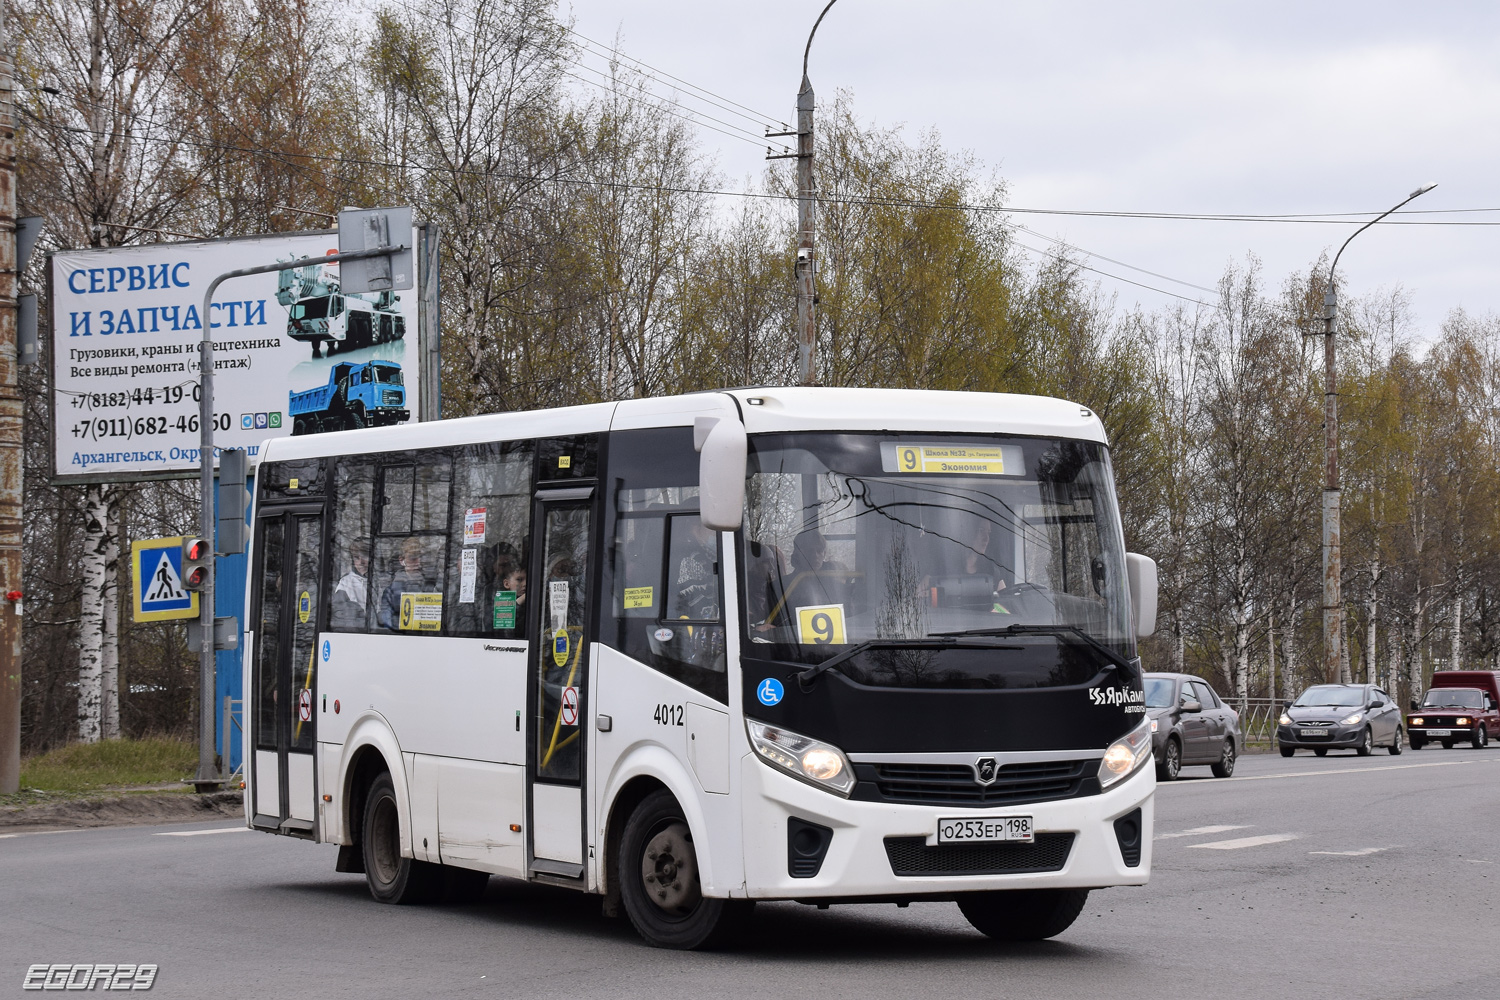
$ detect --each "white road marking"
[1310,848,1388,856]
[1188,833,1300,850]
[1467,859,1493,864]
[154,827,250,837]
[1163,759,1483,786]
[1157,824,1250,840]
[0,828,90,839]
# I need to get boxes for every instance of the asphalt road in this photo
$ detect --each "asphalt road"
[4,747,1497,1000]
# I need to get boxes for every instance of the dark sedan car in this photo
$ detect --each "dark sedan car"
[1276,684,1403,757]
[1143,672,1241,780]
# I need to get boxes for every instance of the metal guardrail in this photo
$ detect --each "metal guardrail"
[1232,699,1284,746]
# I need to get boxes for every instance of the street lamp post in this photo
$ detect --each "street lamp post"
[1320,182,1436,684]
[767,0,838,386]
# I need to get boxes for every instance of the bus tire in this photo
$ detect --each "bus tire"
[958,888,1090,941]
[618,789,752,950]
[361,771,441,905]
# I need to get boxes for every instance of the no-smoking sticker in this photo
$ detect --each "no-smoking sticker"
[560,686,579,727]
[298,688,313,723]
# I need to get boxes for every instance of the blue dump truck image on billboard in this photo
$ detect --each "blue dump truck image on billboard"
[277,260,406,358]
[289,360,409,435]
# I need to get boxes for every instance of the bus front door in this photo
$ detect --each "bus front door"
[528,490,594,879]
[250,507,326,837]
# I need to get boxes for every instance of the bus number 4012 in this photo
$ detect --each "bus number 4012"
[653,704,684,726]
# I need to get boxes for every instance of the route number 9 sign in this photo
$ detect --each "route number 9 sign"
[796,604,846,645]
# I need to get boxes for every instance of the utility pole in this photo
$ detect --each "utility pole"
[1318,182,1436,684]
[768,0,837,386]
[0,1,22,795]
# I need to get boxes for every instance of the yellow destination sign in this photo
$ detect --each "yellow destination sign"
[894,444,1006,475]
[399,592,443,631]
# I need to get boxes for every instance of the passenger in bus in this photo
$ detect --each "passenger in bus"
[378,536,438,630]
[922,517,1010,610]
[330,540,370,630]
[785,529,849,611]
[744,538,788,632]
[672,519,720,621]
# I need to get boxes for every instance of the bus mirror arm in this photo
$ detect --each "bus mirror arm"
[696,416,747,532]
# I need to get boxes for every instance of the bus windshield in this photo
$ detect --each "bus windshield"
[740,432,1132,671]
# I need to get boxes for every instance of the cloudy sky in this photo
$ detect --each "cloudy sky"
[561,1,1500,338]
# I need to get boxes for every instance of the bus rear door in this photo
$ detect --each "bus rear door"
[527,487,595,879]
[250,506,326,836]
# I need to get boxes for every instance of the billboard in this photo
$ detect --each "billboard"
[50,227,436,482]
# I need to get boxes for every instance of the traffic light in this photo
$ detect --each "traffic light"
[181,537,210,592]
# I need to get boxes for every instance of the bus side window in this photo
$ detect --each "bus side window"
[603,427,726,704]
[445,442,535,638]
[329,456,377,632]
[371,454,452,633]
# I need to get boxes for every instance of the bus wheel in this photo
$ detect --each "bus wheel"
[958,888,1090,941]
[618,789,752,949]
[361,771,440,905]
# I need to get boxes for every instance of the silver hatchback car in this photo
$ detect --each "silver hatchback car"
[1143,673,1242,780]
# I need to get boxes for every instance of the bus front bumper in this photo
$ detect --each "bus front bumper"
[738,752,1153,900]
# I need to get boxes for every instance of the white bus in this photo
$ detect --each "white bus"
[243,388,1158,948]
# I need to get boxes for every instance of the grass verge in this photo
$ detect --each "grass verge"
[17,737,198,793]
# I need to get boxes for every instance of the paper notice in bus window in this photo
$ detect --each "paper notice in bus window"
[459,549,477,603]
[623,586,654,610]
[493,590,517,629]
[399,592,443,632]
[796,604,846,645]
[879,442,1024,476]
[463,507,487,545]
[549,580,569,630]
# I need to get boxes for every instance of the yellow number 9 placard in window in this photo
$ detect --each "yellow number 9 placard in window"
[796,604,847,645]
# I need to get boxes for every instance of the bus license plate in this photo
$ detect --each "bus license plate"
[1427,729,1452,736]
[937,816,1033,844]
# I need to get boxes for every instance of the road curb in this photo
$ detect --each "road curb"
[0,790,243,831]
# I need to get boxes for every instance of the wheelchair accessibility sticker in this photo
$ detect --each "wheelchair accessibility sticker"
[757,677,784,706]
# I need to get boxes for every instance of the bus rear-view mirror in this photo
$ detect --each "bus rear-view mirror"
[695,416,747,532]
[1125,552,1157,639]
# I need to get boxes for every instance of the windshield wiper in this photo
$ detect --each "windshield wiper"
[930,624,1139,681]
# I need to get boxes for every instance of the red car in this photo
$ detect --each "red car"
[1407,670,1500,750]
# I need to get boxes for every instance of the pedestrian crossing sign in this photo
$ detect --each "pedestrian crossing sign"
[132,536,200,622]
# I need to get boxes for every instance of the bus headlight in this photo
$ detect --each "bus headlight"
[746,720,856,797]
[1098,717,1153,789]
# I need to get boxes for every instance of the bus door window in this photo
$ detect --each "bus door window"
[536,504,591,782]
[289,516,322,751]
[254,518,286,748]
[445,443,534,637]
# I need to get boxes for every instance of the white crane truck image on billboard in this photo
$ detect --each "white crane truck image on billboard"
[288,360,409,435]
[277,259,407,359]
